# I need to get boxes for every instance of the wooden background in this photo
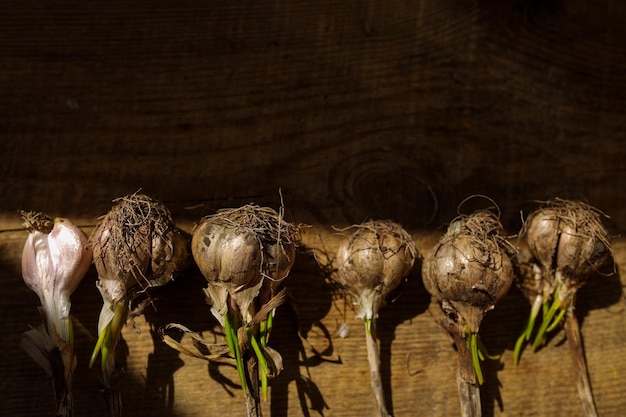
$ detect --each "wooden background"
[1,0,625,416]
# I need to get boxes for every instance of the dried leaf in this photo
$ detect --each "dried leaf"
[159,323,232,363]
[20,325,54,377]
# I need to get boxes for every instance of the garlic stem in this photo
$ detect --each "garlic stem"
[565,309,598,417]
[457,377,481,417]
[244,355,261,417]
[452,323,481,417]
[365,318,391,417]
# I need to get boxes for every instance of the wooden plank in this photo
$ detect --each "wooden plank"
[1,225,625,416]
[1,0,625,231]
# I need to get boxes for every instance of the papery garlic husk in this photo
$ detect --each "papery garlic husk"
[191,204,297,325]
[21,212,93,344]
[422,211,514,333]
[335,220,417,321]
[523,199,610,305]
[263,230,297,291]
[511,240,544,306]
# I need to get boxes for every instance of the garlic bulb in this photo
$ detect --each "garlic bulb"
[193,221,264,325]
[192,204,297,326]
[513,199,612,417]
[92,194,189,308]
[191,204,297,413]
[334,220,418,417]
[422,211,514,334]
[422,208,514,417]
[524,199,610,305]
[335,220,417,323]
[89,193,190,417]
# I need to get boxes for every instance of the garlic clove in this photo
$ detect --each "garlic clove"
[192,221,262,288]
[150,226,190,287]
[21,216,92,343]
[48,218,93,308]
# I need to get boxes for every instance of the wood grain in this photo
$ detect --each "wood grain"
[1,0,625,416]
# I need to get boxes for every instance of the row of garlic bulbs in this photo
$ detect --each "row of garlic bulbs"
[19,194,611,417]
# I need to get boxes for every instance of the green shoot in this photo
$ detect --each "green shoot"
[263,310,274,346]
[248,328,268,401]
[224,313,247,393]
[532,288,563,350]
[476,336,500,361]
[546,307,566,333]
[89,324,108,368]
[466,330,499,385]
[89,301,127,370]
[365,317,372,335]
[469,333,484,385]
[513,304,540,365]
[260,319,267,347]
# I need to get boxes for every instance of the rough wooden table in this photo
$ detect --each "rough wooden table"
[1,0,625,416]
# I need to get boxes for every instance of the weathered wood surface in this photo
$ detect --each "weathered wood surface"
[1,0,626,416]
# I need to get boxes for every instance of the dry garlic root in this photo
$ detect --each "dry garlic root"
[422,209,514,417]
[89,193,190,417]
[335,220,418,417]
[191,204,297,417]
[513,199,611,417]
[20,211,93,417]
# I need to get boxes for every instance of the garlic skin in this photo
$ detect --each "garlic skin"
[22,217,93,343]
[265,237,296,286]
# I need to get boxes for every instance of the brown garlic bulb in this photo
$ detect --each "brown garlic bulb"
[514,199,612,417]
[334,219,418,417]
[422,211,514,333]
[89,193,190,377]
[335,220,417,321]
[523,199,610,303]
[92,193,190,305]
[191,204,297,325]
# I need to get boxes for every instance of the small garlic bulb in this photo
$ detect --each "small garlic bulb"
[523,199,610,303]
[422,211,513,333]
[335,220,417,322]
